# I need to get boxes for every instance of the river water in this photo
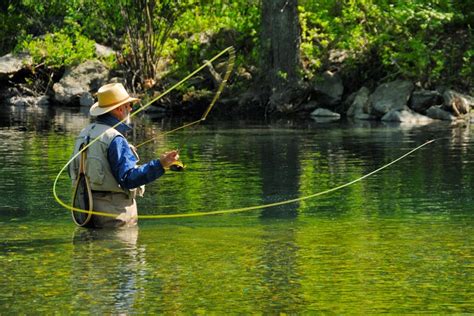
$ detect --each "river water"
[0,104,473,313]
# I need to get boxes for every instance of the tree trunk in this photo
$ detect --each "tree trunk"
[260,0,301,112]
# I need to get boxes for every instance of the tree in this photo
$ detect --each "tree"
[259,0,302,113]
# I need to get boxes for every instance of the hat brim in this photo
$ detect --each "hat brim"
[89,97,140,117]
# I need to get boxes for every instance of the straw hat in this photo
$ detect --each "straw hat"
[89,83,139,116]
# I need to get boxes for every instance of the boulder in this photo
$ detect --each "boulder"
[94,43,115,58]
[426,105,457,121]
[53,60,109,105]
[381,109,433,124]
[310,108,341,119]
[79,92,95,107]
[370,80,414,117]
[7,95,49,106]
[409,90,443,113]
[0,53,32,78]
[347,87,370,117]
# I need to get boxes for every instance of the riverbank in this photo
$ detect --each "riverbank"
[1,49,473,128]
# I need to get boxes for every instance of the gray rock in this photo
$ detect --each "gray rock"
[36,95,50,106]
[0,53,32,77]
[310,108,341,119]
[347,87,370,117]
[381,109,433,124]
[426,105,457,121]
[313,70,344,106]
[53,60,109,105]
[409,90,443,113]
[79,92,95,107]
[370,80,414,116]
[7,95,49,106]
[94,43,115,58]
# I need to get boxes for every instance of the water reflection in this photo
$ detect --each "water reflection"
[259,129,300,219]
[71,227,145,314]
[256,223,305,313]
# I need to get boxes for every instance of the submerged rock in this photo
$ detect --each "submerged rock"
[426,105,457,121]
[381,109,433,125]
[311,107,341,119]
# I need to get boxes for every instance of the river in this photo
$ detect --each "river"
[0,104,473,313]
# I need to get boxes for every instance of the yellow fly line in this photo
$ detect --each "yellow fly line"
[53,45,436,220]
[53,46,236,218]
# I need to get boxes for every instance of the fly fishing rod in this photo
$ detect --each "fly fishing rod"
[53,46,236,220]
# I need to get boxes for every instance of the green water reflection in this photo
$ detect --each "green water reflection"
[0,107,473,313]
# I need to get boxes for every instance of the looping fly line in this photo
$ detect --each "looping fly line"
[53,45,436,220]
[53,46,236,219]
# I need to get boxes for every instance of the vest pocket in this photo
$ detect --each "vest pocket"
[86,157,105,185]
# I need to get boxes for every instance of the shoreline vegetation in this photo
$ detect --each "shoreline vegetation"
[0,0,472,122]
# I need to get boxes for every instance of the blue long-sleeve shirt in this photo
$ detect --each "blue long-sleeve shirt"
[96,114,165,190]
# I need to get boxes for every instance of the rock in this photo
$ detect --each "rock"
[381,109,433,124]
[94,43,115,58]
[353,112,376,120]
[426,105,457,121]
[7,95,49,106]
[442,90,471,116]
[36,96,50,106]
[370,80,414,117]
[311,116,340,123]
[53,60,109,105]
[0,53,32,78]
[347,87,370,117]
[79,92,95,107]
[311,108,341,119]
[409,90,443,113]
[312,70,344,106]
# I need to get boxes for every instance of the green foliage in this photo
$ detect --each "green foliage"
[166,0,259,76]
[1,0,471,94]
[461,49,474,86]
[299,0,471,89]
[17,31,96,68]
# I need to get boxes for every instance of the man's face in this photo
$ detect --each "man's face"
[123,103,132,124]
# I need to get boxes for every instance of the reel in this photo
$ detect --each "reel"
[168,160,185,172]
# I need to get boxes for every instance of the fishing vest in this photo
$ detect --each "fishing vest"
[70,123,144,199]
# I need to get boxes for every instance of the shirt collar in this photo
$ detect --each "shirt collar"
[95,113,132,134]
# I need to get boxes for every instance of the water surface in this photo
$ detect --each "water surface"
[0,105,473,313]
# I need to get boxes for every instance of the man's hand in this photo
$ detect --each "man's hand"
[159,150,180,169]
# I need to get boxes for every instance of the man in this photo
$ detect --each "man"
[69,82,179,228]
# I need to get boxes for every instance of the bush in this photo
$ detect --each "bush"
[17,31,96,69]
